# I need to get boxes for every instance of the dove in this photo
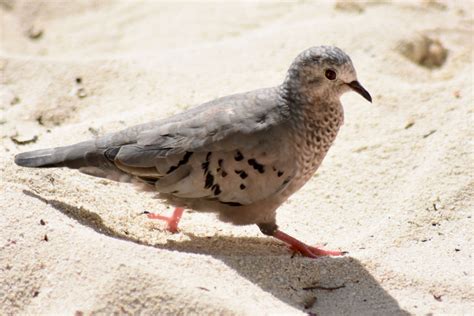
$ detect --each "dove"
[14,46,371,258]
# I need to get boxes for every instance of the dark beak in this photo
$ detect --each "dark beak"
[347,80,372,103]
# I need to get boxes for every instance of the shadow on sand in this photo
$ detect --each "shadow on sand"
[24,190,409,315]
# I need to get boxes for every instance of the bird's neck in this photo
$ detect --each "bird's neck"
[279,82,344,126]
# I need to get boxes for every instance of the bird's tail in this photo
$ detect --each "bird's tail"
[14,140,131,182]
[15,140,103,169]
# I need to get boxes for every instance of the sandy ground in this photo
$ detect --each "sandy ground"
[1,0,473,315]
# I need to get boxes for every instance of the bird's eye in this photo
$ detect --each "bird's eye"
[325,69,337,80]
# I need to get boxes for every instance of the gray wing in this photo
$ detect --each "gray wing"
[108,87,289,167]
[100,87,295,206]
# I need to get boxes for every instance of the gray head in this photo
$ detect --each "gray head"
[284,46,371,103]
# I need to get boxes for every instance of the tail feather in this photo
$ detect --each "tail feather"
[14,140,131,182]
[15,140,99,169]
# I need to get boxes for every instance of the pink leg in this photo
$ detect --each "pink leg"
[146,207,184,233]
[273,230,345,258]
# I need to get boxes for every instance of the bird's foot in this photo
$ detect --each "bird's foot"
[145,207,184,233]
[289,244,345,258]
[273,230,345,258]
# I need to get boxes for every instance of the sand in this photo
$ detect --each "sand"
[1,0,473,315]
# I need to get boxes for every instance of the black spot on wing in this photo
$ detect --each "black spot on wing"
[201,152,212,174]
[212,184,221,196]
[201,161,210,173]
[203,152,215,189]
[166,151,193,174]
[234,151,244,161]
[248,159,265,174]
[240,184,246,190]
[277,171,284,177]
[234,170,248,179]
[205,173,214,189]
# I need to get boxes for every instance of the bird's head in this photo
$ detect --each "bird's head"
[285,46,372,103]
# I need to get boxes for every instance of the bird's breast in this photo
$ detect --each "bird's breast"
[289,102,344,186]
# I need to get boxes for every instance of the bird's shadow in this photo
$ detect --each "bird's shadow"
[23,190,409,315]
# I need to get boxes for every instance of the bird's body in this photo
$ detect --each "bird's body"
[15,46,371,257]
